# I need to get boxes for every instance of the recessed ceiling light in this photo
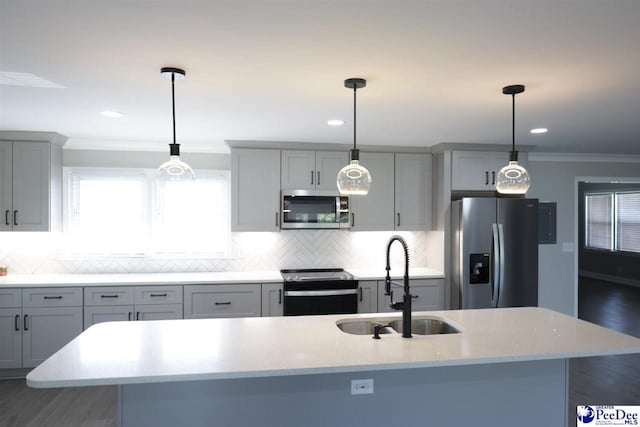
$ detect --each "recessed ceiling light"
[327,119,344,126]
[100,111,124,118]
[530,128,548,134]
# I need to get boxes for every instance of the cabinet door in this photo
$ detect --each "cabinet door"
[451,151,492,191]
[488,152,510,190]
[315,151,348,190]
[84,305,134,329]
[231,149,281,231]
[0,308,22,369]
[22,306,83,368]
[261,283,283,317]
[135,304,183,321]
[350,153,395,231]
[281,150,316,190]
[0,141,12,231]
[357,281,378,313]
[12,142,51,231]
[395,153,431,231]
[184,284,261,319]
[377,279,444,312]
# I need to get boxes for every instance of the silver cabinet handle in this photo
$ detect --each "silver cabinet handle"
[317,171,320,186]
[397,213,401,227]
[485,171,489,185]
[358,287,363,302]
[311,170,314,185]
[13,210,18,226]
[136,311,140,321]
[492,171,496,185]
[215,301,231,306]
[4,210,8,226]
[128,312,132,321]
[15,314,20,331]
[23,314,29,331]
[278,289,282,305]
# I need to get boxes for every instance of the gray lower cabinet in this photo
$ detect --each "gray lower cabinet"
[357,281,379,313]
[0,287,82,369]
[83,285,184,329]
[261,283,283,317]
[184,284,261,319]
[377,279,445,313]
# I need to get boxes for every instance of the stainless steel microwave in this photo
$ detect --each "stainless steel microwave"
[281,190,350,229]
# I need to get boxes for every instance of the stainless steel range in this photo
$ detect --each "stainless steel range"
[280,268,358,316]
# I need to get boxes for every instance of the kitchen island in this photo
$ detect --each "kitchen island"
[27,307,640,427]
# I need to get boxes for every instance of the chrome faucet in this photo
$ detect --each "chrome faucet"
[384,235,412,338]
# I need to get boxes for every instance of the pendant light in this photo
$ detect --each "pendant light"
[496,84,530,195]
[337,78,372,195]
[157,67,195,183]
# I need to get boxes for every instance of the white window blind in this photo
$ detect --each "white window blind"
[615,192,640,253]
[585,193,613,250]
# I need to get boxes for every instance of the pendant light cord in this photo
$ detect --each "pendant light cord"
[171,73,177,146]
[353,86,357,152]
[511,93,515,154]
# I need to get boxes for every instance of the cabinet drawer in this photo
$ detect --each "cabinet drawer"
[22,287,82,307]
[377,279,444,312]
[135,286,183,305]
[184,284,261,319]
[0,288,21,308]
[84,287,134,306]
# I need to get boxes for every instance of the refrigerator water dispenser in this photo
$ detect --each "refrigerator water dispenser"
[469,253,490,284]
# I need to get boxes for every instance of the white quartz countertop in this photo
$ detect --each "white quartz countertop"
[0,268,443,288]
[27,307,640,388]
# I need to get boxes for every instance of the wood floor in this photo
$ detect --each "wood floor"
[568,277,640,427]
[1,277,637,427]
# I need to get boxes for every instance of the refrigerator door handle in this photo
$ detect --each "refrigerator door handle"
[497,223,506,307]
[491,224,500,308]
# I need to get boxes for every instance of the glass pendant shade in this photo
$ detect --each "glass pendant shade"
[495,160,530,194]
[337,159,372,195]
[157,153,195,183]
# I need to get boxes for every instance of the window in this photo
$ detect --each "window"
[585,193,613,250]
[616,192,640,253]
[584,190,640,254]
[64,167,230,257]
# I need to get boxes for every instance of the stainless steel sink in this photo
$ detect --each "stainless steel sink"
[389,318,460,335]
[337,317,460,336]
[337,320,394,335]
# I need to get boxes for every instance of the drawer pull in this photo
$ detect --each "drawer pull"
[15,314,20,331]
[100,295,119,299]
[44,296,63,300]
[150,293,168,297]
[215,301,232,306]
[23,314,29,331]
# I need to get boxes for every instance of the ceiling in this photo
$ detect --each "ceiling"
[1,0,639,154]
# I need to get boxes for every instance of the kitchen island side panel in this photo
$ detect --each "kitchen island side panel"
[121,359,566,427]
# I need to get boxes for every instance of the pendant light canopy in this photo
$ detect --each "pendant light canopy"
[496,84,530,195]
[157,67,195,183]
[337,78,372,195]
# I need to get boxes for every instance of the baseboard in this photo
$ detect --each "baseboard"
[579,270,640,288]
[0,368,30,380]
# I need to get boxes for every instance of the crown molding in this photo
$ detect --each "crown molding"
[528,152,640,163]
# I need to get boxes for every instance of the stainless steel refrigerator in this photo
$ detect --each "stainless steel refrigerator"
[451,198,538,309]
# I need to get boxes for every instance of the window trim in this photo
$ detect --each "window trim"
[584,190,640,255]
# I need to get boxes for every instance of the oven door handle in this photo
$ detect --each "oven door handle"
[285,289,358,297]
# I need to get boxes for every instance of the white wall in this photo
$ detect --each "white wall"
[527,158,640,315]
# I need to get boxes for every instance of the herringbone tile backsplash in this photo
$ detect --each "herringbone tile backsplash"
[0,230,429,274]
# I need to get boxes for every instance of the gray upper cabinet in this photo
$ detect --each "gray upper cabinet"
[350,152,395,231]
[281,150,347,191]
[451,151,522,191]
[231,148,281,231]
[395,153,431,231]
[0,139,63,232]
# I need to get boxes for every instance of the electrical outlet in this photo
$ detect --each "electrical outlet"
[351,379,374,395]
